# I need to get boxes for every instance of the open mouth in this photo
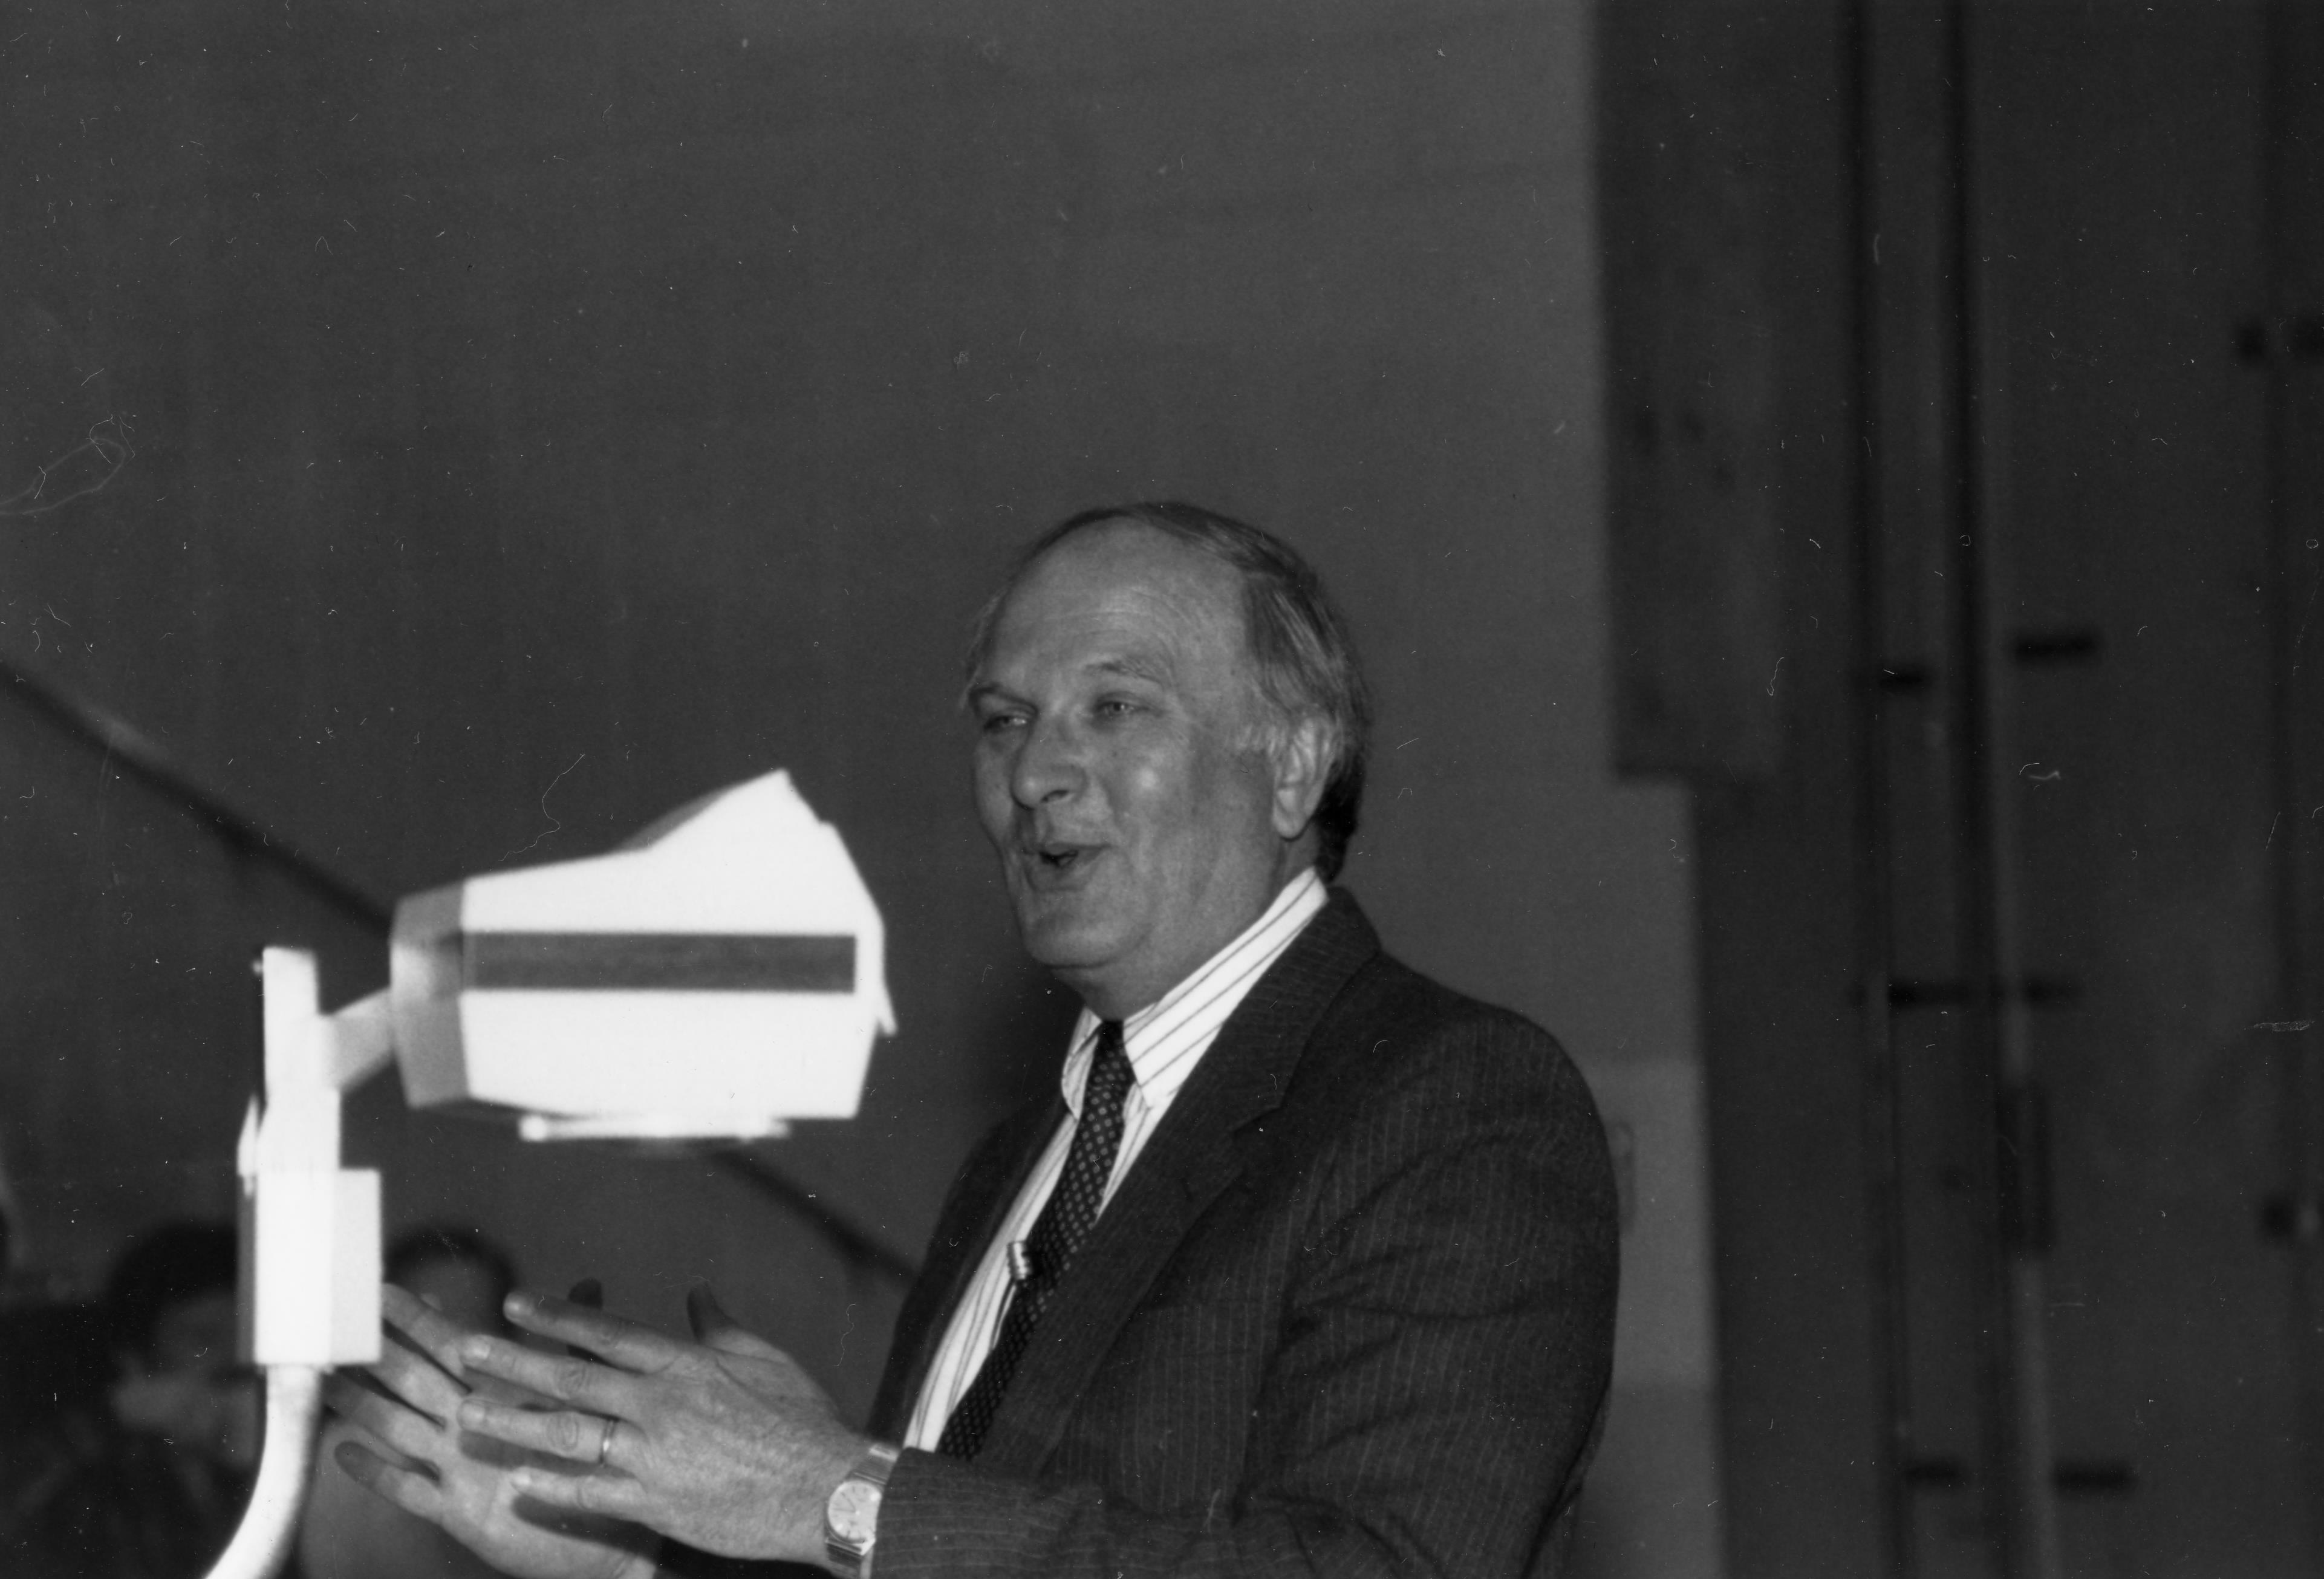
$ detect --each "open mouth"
[1027,839,1098,879]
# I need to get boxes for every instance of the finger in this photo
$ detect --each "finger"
[327,1378,453,1472]
[458,1335,639,1419]
[507,1461,653,1525]
[684,1282,735,1342]
[683,1282,737,1340]
[363,1330,470,1422]
[565,1277,604,1358]
[456,1396,624,1468]
[335,1437,449,1522]
[686,1284,783,1362]
[501,1290,685,1375]
[384,1283,492,1380]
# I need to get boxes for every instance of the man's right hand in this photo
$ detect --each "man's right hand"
[327,1283,662,1579]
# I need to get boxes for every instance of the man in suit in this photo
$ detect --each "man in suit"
[332,503,1618,1579]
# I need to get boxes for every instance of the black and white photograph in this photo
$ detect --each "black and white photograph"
[1,3,2316,1577]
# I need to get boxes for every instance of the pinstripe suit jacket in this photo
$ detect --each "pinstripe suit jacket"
[864,888,1619,1579]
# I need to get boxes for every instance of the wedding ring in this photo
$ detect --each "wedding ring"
[595,1416,617,1468]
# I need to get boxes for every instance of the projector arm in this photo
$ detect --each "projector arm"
[324,986,399,1092]
[207,952,391,1579]
[201,1366,325,1579]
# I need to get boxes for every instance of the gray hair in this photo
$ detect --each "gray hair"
[965,501,1371,881]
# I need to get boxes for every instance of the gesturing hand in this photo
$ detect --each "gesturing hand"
[449,1283,872,1566]
[327,1284,660,1579]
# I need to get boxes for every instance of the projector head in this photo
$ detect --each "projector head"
[387,771,893,1141]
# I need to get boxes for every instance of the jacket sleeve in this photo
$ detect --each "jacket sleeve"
[871,1013,1619,1579]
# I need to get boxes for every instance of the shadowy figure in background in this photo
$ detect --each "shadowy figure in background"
[298,1225,521,1579]
[2,1220,261,1579]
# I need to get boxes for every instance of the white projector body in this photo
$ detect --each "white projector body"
[386,770,893,1139]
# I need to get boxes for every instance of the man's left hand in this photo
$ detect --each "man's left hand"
[452,1283,871,1567]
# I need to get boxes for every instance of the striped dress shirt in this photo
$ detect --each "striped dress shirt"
[900,867,1329,1452]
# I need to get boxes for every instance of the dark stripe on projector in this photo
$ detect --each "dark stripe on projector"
[464,933,855,992]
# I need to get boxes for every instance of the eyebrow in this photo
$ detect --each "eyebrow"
[1089,652,1175,687]
[962,649,1179,715]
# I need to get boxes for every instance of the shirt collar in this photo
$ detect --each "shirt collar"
[1059,867,1329,1116]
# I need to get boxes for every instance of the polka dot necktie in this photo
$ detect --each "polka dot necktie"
[938,1020,1134,1461]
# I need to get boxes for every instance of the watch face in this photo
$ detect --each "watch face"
[829,1478,881,1544]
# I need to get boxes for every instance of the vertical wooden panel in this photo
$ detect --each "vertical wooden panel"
[1602,1,1800,781]
[2265,0,2324,1563]
[1603,3,1884,1576]
[1970,8,2316,1574]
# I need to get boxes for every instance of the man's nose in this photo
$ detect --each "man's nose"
[1011,715,1086,807]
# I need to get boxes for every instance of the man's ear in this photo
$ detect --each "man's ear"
[1268,715,1333,840]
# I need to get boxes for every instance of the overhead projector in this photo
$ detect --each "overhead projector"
[216,769,891,1579]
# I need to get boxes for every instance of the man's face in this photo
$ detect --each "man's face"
[111,1289,261,1470]
[971,523,1313,1018]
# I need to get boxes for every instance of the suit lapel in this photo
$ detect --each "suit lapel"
[974,890,1381,1474]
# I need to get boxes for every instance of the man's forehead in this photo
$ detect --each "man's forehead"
[1006,525,1240,634]
[972,628,1184,707]
[967,522,1262,708]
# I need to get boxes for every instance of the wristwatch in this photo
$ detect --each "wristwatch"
[823,1441,901,1578]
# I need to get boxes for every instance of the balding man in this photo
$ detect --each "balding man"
[333,502,1618,1579]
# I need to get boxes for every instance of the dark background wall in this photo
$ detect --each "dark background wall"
[0,3,1712,1574]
